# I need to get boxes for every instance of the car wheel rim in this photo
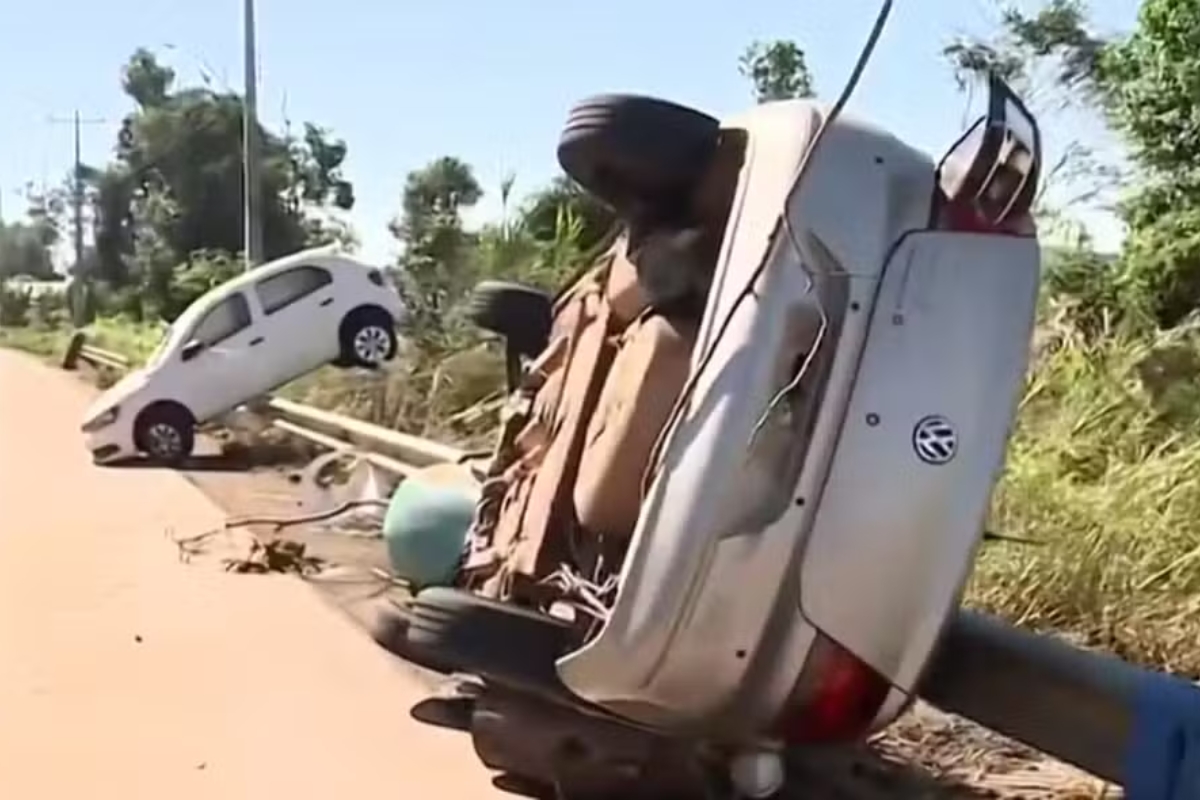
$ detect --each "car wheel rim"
[353,325,391,363]
[147,423,182,458]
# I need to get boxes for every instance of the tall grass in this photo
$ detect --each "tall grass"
[973,302,1200,675]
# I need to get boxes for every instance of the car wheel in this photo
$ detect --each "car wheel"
[467,281,553,359]
[406,588,571,695]
[133,404,195,465]
[340,308,398,368]
[557,94,720,220]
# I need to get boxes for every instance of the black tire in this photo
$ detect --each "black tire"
[366,599,458,674]
[557,94,720,219]
[133,402,195,465]
[491,773,555,799]
[407,588,571,692]
[338,306,398,368]
[467,281,553,358]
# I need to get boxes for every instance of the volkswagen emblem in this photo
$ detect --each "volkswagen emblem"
[912,415,957,465]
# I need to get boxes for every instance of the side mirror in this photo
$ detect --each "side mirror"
[180,339,206,362]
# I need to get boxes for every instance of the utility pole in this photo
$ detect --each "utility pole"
[47,111,106,273]
[48,112,105,326]
[242,0,264,269]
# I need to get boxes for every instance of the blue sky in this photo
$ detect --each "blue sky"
[0,0,1138,266]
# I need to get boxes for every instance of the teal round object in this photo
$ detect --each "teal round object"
[382,476,478,589]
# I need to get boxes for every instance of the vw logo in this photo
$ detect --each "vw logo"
[912,415,957,465]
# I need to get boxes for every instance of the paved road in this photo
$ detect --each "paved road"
[0,350,501,798]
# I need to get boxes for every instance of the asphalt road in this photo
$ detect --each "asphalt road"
[0,349,502,798]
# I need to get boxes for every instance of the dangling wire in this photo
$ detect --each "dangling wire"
[642,0,896,494]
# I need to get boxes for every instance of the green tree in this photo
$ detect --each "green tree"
[942,0,1107,99]
[520,175,615,254]
[738,40,815,103]
[0,221,56,280]
[1100,0,1200,325]
[79,48,357,318]
[389,157,484,344]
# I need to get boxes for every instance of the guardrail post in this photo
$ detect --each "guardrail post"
[62,331,86,371]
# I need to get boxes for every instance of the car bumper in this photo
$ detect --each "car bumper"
[82,427,133,464]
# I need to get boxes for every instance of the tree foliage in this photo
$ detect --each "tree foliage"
[1096,0,1200,326]
[0,221,57,280]
[48,47,358,321]
[388,156,484,344]
[943,0,1107,100]
[739,40,815,102]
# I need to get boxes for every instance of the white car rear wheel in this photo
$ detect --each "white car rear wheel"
[353,325,394,364]
[340,308,398,368]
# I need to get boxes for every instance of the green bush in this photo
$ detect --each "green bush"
[0,283,32,327]
[31,290,68,330]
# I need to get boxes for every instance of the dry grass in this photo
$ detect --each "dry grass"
[971,306,1200,675]
[281,341,507,448]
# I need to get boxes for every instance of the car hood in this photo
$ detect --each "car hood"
[83,368,149,422]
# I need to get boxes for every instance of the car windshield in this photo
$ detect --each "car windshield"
[145,325,175,367]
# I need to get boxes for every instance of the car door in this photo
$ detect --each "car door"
[173,290,261,421]
[252,265,340,385]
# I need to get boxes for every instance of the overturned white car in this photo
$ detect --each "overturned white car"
[373,69,1043,799]
[82,246,405,465]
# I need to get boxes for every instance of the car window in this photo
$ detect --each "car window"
[255,266,333,315]
[189,292,252,348]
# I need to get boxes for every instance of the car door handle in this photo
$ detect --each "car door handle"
[318,297,333,307]
[249,336,265,346]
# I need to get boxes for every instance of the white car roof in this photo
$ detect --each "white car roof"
[171,246,379,332]
[217,245,375,293]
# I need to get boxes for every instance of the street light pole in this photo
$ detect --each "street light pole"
[242,0,264,269]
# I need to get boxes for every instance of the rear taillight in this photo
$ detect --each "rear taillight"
[368,269,385,286]
[771,634,891,744]
[938,199,1034,237]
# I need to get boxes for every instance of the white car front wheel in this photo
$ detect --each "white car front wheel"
[133,403,196,466]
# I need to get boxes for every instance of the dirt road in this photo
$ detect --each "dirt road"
[0,349,503,799]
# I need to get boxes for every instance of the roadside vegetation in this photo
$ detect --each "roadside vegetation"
[3,0,1200,676]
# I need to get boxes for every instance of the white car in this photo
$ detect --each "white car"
[81,246,406,465]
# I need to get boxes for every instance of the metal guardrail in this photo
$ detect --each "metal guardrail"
[923,611,1200,798]
[266,396,465,468]
[57,332,1200,799]
[61,331,465,475]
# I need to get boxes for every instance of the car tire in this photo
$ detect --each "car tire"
[339,307,398,368]
[466,281,553,359]
[406,588,571,693]
[557,94,720,219]
[133,403,196,465]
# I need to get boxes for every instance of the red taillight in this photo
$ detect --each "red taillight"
[938,197,1034,237]
[772,635,892,744]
